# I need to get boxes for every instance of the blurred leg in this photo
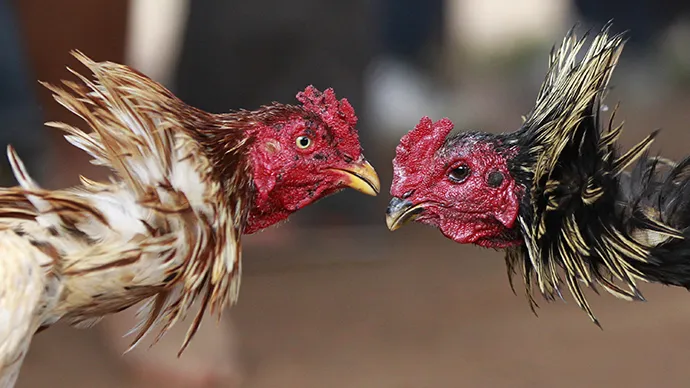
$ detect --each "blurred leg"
[101,303,243,387]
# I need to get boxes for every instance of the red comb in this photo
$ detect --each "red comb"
[394,116,454,167]
[391,117,454,195]
[296,85,358,141]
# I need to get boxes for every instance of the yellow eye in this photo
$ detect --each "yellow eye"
[296,135,312,149]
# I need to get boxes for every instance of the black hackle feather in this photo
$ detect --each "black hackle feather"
[497,22,690,325]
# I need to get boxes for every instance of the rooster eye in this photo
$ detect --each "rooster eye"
[448,165,470,183]
[296,136,312,149]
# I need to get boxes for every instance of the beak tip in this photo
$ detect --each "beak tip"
[385,197,421,231]
[334,159,381,196]
[362,160,381,196]
[385,216,400,231]
[370,181,381,196]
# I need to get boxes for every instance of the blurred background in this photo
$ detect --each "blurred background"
[6,0,690,386]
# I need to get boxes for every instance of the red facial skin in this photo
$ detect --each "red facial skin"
[244,86,365,234]
[390,117,523,248]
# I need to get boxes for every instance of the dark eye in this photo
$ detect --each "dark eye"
[448,165,470,183]
[296,135,312,149]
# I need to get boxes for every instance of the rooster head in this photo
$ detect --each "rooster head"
[386,116,523,248]
[243,85,380,232]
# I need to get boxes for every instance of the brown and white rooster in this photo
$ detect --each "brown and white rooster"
[0,51,380,387]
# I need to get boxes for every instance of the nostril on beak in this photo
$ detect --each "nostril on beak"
[386,197,410,216]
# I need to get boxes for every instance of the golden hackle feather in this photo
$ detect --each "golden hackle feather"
[507,23,682,325]
[1,50,251,356]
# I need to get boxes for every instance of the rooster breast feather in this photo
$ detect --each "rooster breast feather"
[5,51,250,355]
[0,230,60,388]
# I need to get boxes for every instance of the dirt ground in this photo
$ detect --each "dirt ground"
[15,91,690,388]
[16,225,690,388]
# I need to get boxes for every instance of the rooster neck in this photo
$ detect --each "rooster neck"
[182,111,256,196]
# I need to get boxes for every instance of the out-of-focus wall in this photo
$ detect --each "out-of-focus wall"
[124,0,189,85]
[447,0,572,56]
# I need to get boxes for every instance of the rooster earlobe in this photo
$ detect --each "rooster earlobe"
[255,174,276,200]
[493,189,520,229]
[252,141,280,200]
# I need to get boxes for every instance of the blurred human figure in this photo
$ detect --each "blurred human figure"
[0,0,49,186]
[366,0,449,138]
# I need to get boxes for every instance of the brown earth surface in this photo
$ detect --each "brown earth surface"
[17,224,690,388]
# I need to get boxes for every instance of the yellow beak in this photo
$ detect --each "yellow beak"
[330,159,381,196]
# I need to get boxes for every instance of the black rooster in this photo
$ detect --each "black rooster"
[386,22,690,326]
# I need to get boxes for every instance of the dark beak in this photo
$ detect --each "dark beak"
[386,197,424,231]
